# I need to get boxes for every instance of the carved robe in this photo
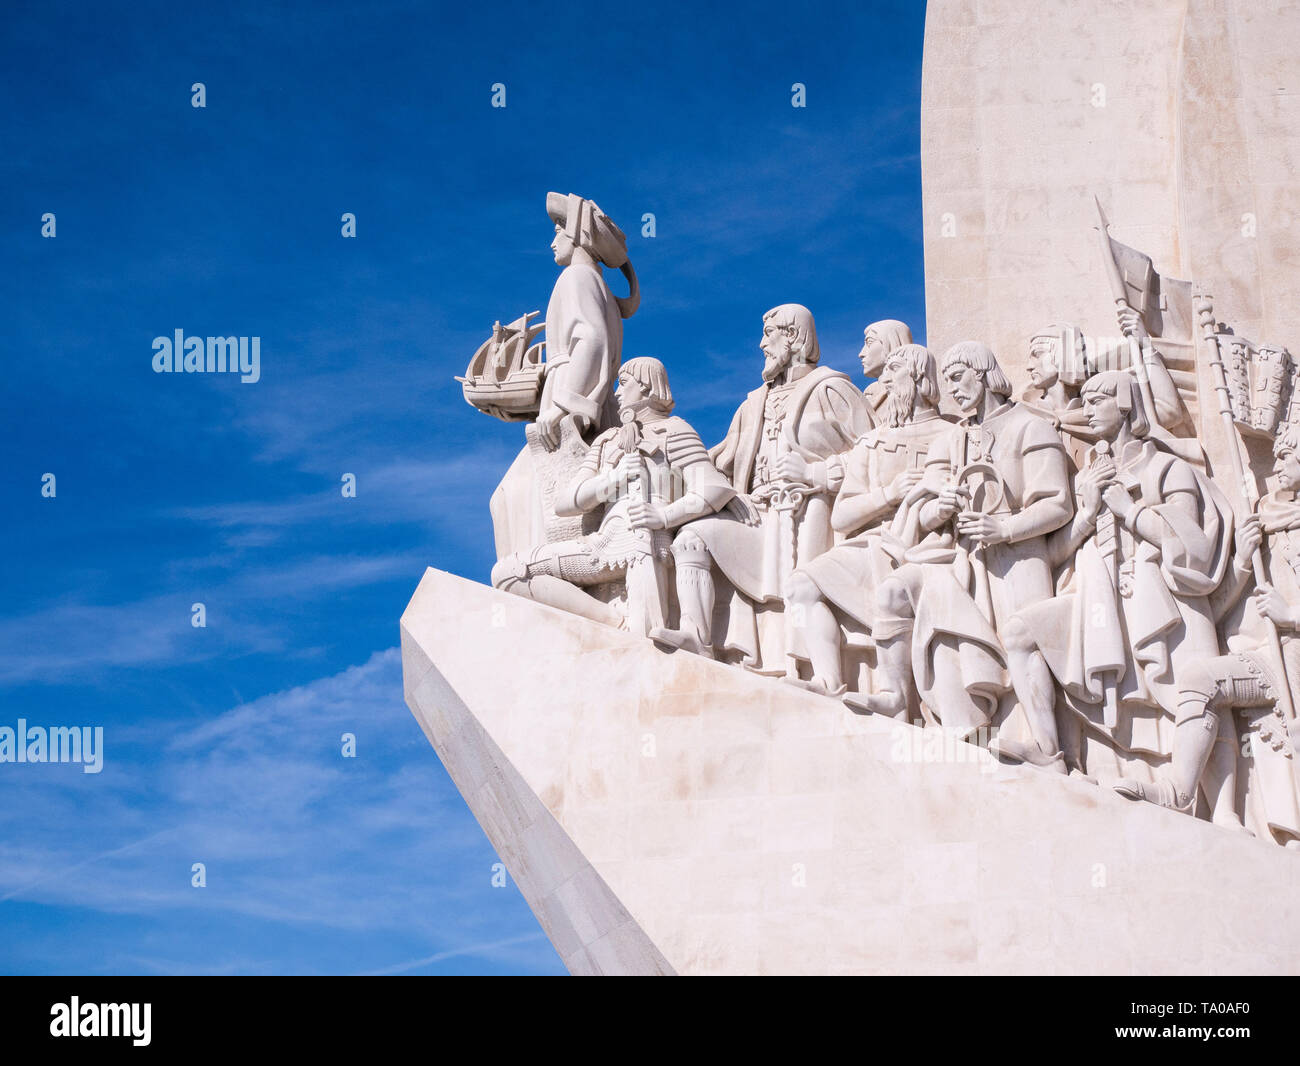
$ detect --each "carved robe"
[538,261,623,435]
[798,411,949,629]
[1021,391,1093,470]
[684,365,870,667]
[1214,494,1300,842]
[492,261,624,560]
[884,401,1073,733]
[920,401,1074,623]
[1021,439,1233,753]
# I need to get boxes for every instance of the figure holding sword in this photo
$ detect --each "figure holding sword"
[491,358,738,636]
[1008,371,1240,812]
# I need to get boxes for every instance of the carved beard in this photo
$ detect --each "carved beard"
[884,373,918,429]
[763,348,793,384]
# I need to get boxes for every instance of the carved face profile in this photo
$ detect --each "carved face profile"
[551,224,575,266]
[760,305,819,384]
[883,350,910,391]
[616,356,673,419]
[1082,387,1123,441]
[858,319,911,379]
[616,371,649,418]
[1028,326,1088,393]
[943,361,984,413]
[1026,337,1059,390]
[860,328,887,377]
[1081,372,1148,442]
[762,321,794,382]
[1275,445,1300,493]
[882,351,919,428]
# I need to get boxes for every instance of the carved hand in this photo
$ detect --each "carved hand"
[735,494,764,527]
[1090,455,1116,483]
[776,452,809,485]
[1235,513,1263,569]
[933,485,967,521]
[901,479,934,509]
[536,407,565,450]
[615,451,642,482]
[1077,463,1114,521]
[887,469,923,506]
[628,499,668,531]
[1101,482,1133,519]
[956,510,1009,546]
[1117,304,1149,339]
[1254,584,1299,630]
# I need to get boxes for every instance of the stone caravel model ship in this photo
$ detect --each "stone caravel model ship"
[456,310,546,423]
[402,181,1300,973]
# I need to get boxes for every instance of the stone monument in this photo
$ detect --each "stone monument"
[403,4,1300,974]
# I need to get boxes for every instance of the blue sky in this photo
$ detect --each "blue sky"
[0,0,926,974]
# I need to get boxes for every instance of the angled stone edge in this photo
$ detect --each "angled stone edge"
[401,567,1300,976]
[401,599,675,976]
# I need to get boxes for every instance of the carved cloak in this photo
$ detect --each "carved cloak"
[686,366,869,668]
[799,412,950,630]
[1023,439,1233,752]
[539,261,623,434]
[879,402,1073,732]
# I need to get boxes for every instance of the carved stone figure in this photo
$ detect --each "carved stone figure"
[533,192,640,450]
[785,343,949,702]
[877,342,1074,752]
[453,187,1300,853]
[650,305,870,669]
[1112,304,1197,441]
[1007,372,1237,809]
[491,357,735,635]
[858,319,913,421]
[482,193,642,562]
[1022,324,1095,465]
[1193,429,1300,843]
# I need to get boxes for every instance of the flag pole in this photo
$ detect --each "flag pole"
[1093,196,1159,418]
[1194,292,1298,732]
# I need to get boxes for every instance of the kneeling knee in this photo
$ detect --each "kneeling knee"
[787,571,820,606]
[491,555,526,590]
[876,579,911,620]
[1178,659,1225,712]
[1001,614,1036,653]
[672,529,709,567]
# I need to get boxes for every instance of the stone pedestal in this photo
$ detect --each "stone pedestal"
[402,567,1300,975]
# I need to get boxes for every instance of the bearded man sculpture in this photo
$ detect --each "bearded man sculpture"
[785,343,950,702]
[651,304,870,669]
[875,342,1074,754]
[858,319,914,422]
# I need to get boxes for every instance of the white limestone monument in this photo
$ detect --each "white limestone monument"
[403,3,1300,974]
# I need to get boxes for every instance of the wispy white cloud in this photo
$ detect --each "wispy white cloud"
[0,649,560,975]
[173,452,514,534]
[359,932,549,976]
[0,553,421,684]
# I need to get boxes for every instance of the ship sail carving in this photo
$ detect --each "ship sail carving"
[456,310,547,423]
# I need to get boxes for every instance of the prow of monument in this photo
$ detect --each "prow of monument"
[403,0,1300,974]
